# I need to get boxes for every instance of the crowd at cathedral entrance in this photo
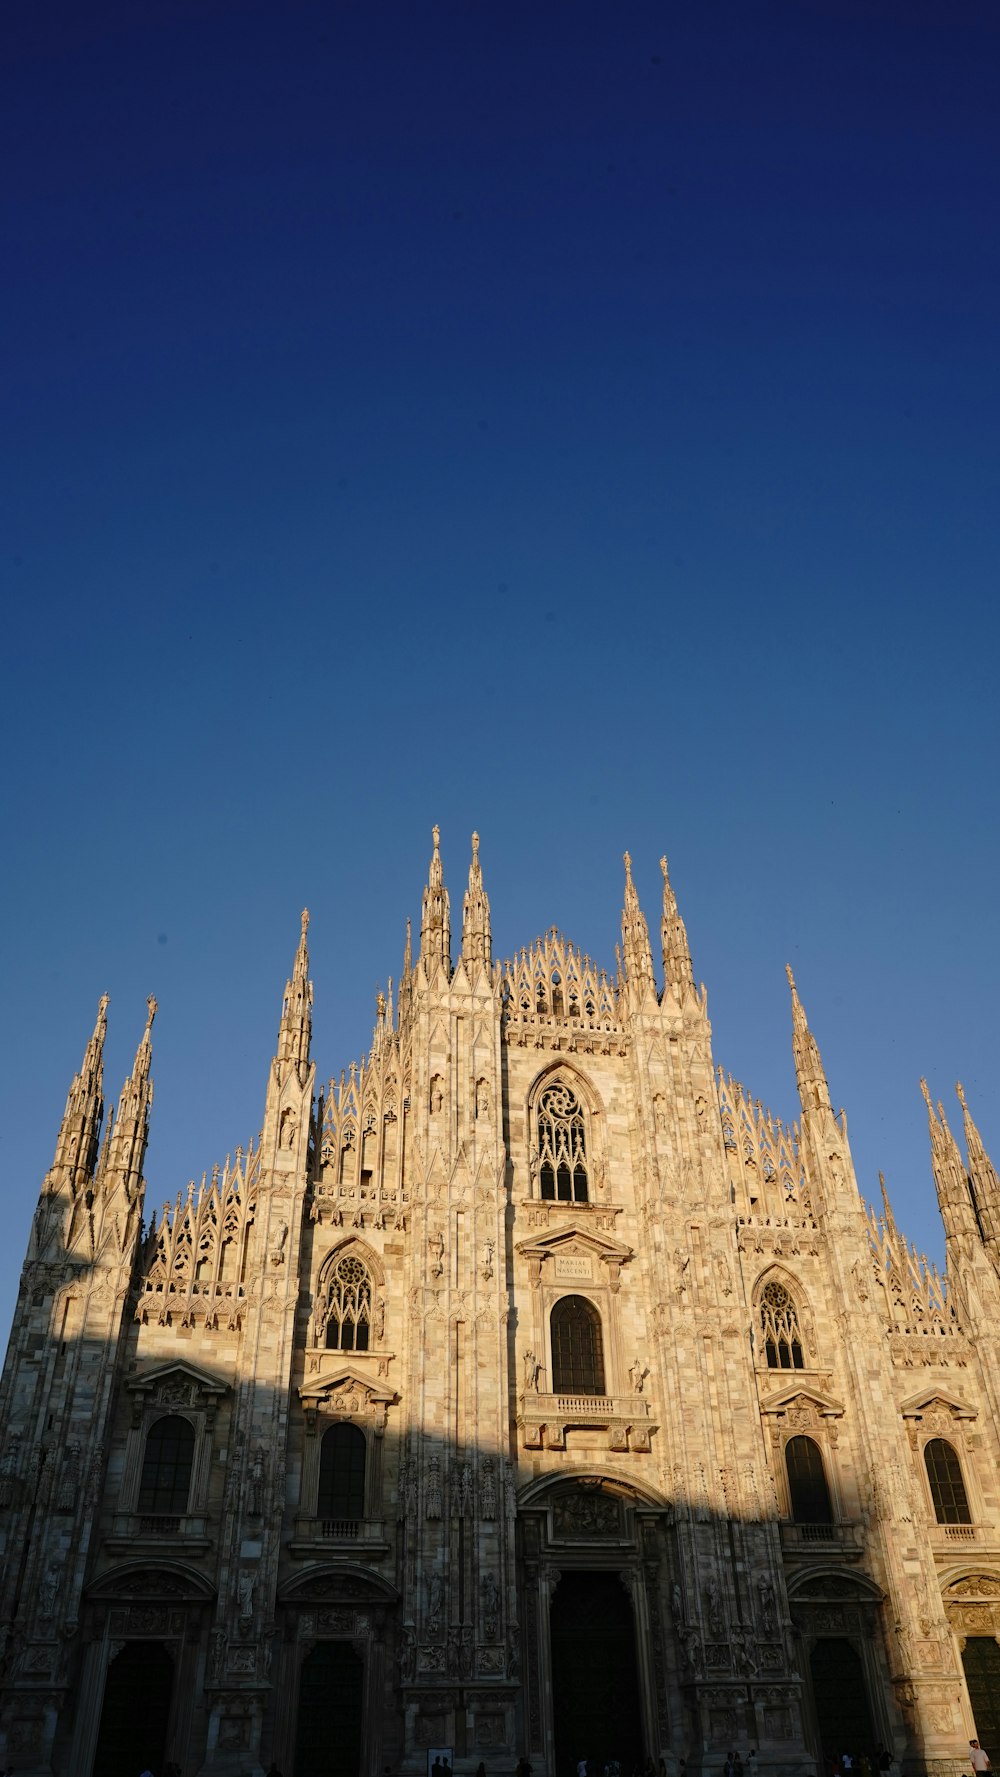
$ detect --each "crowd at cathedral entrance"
[1,831,999,1776]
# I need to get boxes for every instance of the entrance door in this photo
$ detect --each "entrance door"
[549,1570,643,1777]
[294,1639,364,1777]
[962,1638,1000,1764]
[91,1640,174,1777]
[809,1639,876,1762]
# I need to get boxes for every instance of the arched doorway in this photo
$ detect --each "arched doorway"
[293,1640,364,1777]
[809,1639,875,1761]
[91,1640,173,1777]
[549,1571,642,1777]
[962,1638,1000,1764]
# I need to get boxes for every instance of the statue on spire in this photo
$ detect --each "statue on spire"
[419,824,451,977]
[621,852,655,994]
[461,830,492,970]
[51,993,110,1191]
[920,1078,979,1246]
[786,966,833,1115]
[276,908,313,1079]
[660,854,694,996]
[956,1082,1000,1258]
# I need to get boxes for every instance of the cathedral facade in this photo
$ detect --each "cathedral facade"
[1,831,999,1777]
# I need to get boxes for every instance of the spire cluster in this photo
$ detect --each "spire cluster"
[620,852,655,993]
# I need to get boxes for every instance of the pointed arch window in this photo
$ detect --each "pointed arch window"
[317,1423,366,1521]
[550,1295,605,1395]
[324,1253,372,1352]
[785,1434,834,1524]
[760,1280,804,1369]
[924,1438,971,1525]
[537,1081,589,1202]
[138,1415,195,1516]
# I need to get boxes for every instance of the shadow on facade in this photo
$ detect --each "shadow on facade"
[0,1318,971,1777]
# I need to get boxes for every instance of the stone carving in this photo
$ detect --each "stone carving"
[427,1572,445,1633]
[482,1572,500,1639]
[479,1458,497,1519]
[425,1456,442,1519]
[237,1571,256,1619]
[398,1623,417,1683]
[552,1485,620,1537]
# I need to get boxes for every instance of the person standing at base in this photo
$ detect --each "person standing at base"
[970,1743,991,1773]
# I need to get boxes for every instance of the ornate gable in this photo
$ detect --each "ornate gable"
[515,1224,634,1293]
[125,1360,228,1426]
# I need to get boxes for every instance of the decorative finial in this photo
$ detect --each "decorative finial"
[99,992,109,1016]
[919,1077,933,1111]
[956,1081,967,1110]
[432,823,440,852]
[145,994,158,1028]
[472,830,479,857]
[301,908,309,935]
[623,850,633,876]
[785,964,797,994]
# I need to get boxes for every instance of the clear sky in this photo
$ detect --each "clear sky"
[2,0,998,1341]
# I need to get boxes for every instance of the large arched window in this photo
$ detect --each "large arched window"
[537,1080,589,1202]
[784,1435,834,1524]
[551,1295,605,1395]
[318,1423,366,1521]
[760,1280,804,1369]
[924,1438,971,1525]
[138,1415,195,1515]
[324,1253,372,1352]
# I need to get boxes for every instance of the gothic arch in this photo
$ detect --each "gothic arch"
[318,1236,386,1293]
[86,1560,216,1603]
[527,1063,603,1202]
[752,1266,812,1370]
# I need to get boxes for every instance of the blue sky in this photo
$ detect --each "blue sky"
[2,0,998,1337]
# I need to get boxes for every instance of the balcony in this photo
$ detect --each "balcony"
[518,1391,656,1453]
[289,1516,390,1557]
[105,1512,212,1553]
[780,1520,864,1556]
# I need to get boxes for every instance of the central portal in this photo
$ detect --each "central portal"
[549,1570,643,1777]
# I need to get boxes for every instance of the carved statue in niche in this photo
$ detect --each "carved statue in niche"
[237,1571,255,1619]
[476,1079,491,1118]
[427,1572,445,1632]
[425,1456,442,1519]
[706,1577,724,1636]
[279,1108,297,1150]
[757,1573,776,1633]
[428,1232,444,1278]
[430,1077,444,1116]
[629,1356,647,1393]
[523,1349,541,1391]
[482,1572,500,1638]
[248,1447,266,1516]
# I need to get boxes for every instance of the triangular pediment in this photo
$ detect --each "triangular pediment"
[126,1359,229,1407]
[299,1361,396,1409]
[900,1388,977,1421]
[759,1383,845,1419]
[516,1224,634,1265]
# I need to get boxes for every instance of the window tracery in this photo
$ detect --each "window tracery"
[760,1279,804,1369]
[536,1081,589,1202]
[322,1252,373,1352]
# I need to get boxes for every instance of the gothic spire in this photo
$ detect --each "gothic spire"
[621,852,655,993]
[101,996,156,1200]
[786,966,833,1115]
[920,1079,978,1245]
[276,909,313,1079]
[957,1082,1000,1258]
[461,830,492,971]
[398,918,414,1028]
[52,993,109,1190]
[659,854,694,996]
[419,824,451,977]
